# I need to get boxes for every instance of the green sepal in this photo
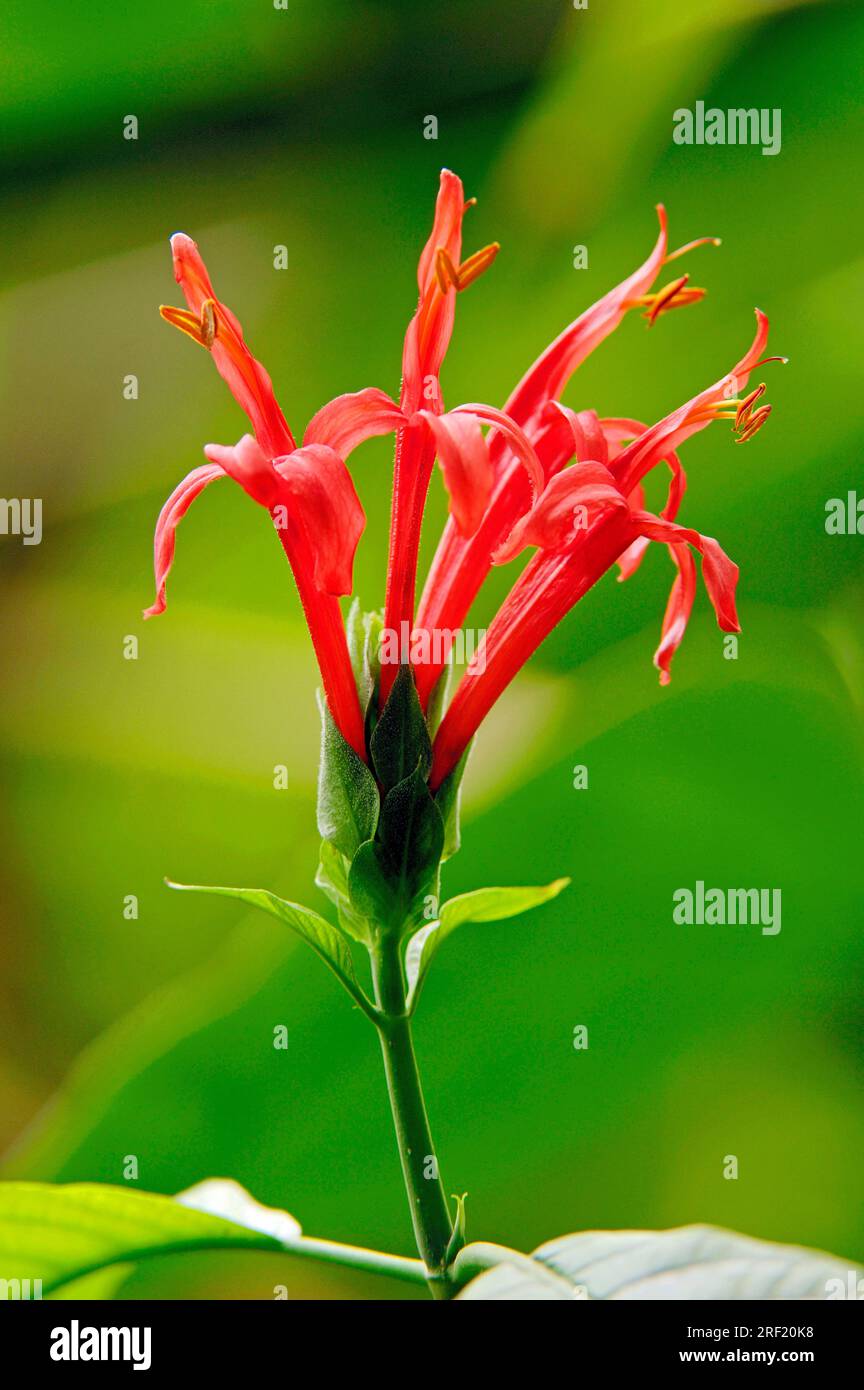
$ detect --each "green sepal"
[434,740,472,862]
[346,600,383,720]
[316,693,380,859]
[315,839,373,946]
[348,762,445,936]
[425,665,451,740]
[369,664,432,793]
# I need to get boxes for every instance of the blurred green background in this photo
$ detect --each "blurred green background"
[1,0,862,1298]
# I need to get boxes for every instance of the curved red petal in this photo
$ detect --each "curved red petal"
[204,434,279,508]
[143,463,225,619]
[632,509,740,632]
[304,387,405,457]
[493,462,628,564]
[417,410,492,537]
[653,544,697,685]
[502,205,669,432]
[274,445,365,596]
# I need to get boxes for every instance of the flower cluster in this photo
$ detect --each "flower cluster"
[146,169,783,792]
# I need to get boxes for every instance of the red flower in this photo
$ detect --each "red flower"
[380,170,500,702]
[429,309,784,789]
[414,204,720,708]
[146,179,783,807]
[145,234,367,759]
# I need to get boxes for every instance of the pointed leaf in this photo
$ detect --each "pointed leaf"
[406,878,569,1010]
[0,1181,292,1297]
[370,663,431,792]
[166,880,375,1018]
[348,764,444,934]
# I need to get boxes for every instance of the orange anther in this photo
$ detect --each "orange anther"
[159,298,218,349]
[630,274,707,326]
[734,404,772,443]
[435,242,500,295]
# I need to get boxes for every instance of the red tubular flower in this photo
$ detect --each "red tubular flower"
[379,170,500,703]
[429,312,784,790]
[145,234,366,760]
[414,206,720,708]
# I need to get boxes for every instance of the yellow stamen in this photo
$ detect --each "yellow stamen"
[734,404,772,444]
[629,274,707,326]
[664,235,722,265]
[435,242,500,295]
[734,382,766,430]
[159,297,218,349]
[694,381,774,442]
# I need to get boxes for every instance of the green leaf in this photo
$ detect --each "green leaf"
[456,1226,861,1301]
[0,1178,427,1297]
[0,1181,292,1296]
[370,664,431,793]
[166,880,376,1019]
[315,837,351,906]
[434,741,472,861]
[316,695,379,858]
[315,839,374,946]
[406,878,569,1010]
[348,765,445,934]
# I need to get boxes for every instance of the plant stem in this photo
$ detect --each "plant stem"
[47,1234,429,1298]
[371,934,454,1298]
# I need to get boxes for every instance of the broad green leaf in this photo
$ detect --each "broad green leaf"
[0,1181,290,1296]
[316,696,379,859]
[406,878,570,1010]
[369,664,431,793]
[0,1180,428,1298]
[166,880,376,1020]
[176,1178,302,1241]
[457,1226,861,1301]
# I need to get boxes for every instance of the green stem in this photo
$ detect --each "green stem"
[47,1233,428,1298]
[371,933,454,1298]
[287,1233,428,1286]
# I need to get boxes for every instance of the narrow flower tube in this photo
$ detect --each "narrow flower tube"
[380,170,499,703]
